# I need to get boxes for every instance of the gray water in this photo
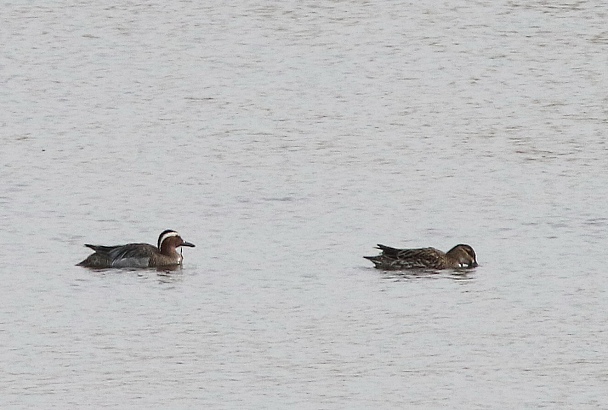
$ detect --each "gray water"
[2,1,608,408]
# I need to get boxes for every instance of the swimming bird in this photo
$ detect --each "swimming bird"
[77,230,195,268]
[364,244,477,270]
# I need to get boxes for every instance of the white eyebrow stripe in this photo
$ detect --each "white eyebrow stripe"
[158,231,179,248]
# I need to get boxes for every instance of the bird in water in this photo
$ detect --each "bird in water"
[364,244,478,270]
[77,229,195,268]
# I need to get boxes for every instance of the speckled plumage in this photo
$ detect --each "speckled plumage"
[364,244,478,270]
[77,230,195,268]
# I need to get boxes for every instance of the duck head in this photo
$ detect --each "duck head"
[446,244,478,268]
[157,229,195,251]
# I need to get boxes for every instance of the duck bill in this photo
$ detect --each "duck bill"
[469,261,478,268]
[180,241,195,248]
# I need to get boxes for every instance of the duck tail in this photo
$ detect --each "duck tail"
[363,255,383,268]
[84,244,116,253]
[375,244,401,257]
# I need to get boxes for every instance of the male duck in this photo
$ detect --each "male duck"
[77,229,195,268]
[364,244,478,270]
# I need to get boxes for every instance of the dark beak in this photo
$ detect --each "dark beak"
[180,241,195,248]
[469,261,478,268]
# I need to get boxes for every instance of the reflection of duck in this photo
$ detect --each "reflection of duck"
[364,244,477,270]
[77,230,195,268]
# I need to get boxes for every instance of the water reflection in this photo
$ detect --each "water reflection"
[83,265,186,282]
[156,268,185,284]
[377,268,476,281]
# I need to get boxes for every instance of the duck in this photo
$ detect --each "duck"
[77,229,195,268]
[364,244,477,270]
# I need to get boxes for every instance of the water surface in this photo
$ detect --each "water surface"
[1,1,607,408]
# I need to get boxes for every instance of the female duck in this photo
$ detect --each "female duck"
[77,230,195,268]
[364,244,477,270]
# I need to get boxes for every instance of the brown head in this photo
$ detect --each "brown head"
[446,244,478,268]
[157,230,195,254]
